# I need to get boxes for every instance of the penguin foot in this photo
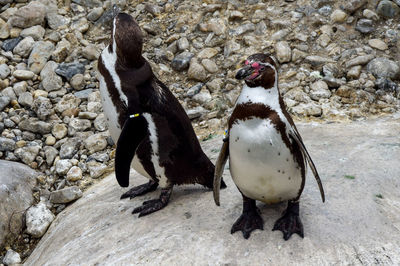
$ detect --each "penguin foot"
[273,201,304,241]
[131,186,172,217]
[231,196,263,239]
[120,180,159,199]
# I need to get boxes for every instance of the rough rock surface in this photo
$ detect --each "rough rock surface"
[0,160,37,250]
[25,115,400,265]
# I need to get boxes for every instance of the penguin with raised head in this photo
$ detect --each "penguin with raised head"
[213,53,325,240]
[97,12,225,217]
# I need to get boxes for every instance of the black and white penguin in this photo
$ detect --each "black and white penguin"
[213,53,325,240]
[97,12,225,217]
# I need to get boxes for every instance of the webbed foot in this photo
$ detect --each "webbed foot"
[120,180,158,199]
[132,186,172,217]
[231,196,263,239]
[273,201,304,240]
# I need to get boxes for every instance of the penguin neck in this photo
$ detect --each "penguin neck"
[237,84,282,111]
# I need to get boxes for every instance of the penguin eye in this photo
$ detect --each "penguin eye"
[260,66,265,71]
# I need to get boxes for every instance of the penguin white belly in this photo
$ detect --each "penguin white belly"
[98,76,152,180]
[229,118,303,203]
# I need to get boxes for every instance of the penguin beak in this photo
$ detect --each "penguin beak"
[235,65,254,80]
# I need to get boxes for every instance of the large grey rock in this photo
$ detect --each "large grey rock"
[25,115,400,265]
[28,41,55,74]
[0,160,37,250]
[9,1,46,28]
[367,57,400,80]
[19,118,52,134]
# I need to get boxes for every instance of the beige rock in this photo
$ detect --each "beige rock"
[330,9,347,23]
[368,39,388,51]
[275,41,291,63]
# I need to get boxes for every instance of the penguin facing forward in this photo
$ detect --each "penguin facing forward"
[213,53,325,240]
[97,12,225,217]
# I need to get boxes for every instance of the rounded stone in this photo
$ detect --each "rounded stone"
[368,39,388,51]
[275,41,291,63]
[330,9,347,23]
[55,159,73,175]
[52,124,68,139]
[188,59,207,82]
[13,69,35,80]
[70,74,85,90]
[26,202,55,238]
[367,57,400,80]
[376,0,400,18]
[66,166,83,182]
[45,136,56,146]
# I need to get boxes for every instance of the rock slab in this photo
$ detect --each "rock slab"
[25,115,400,265]
[0,160,37,250]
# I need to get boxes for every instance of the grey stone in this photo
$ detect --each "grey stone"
[192,89,212,104]
[19,118,52,134]
[177,37,189,51]
[94,114,107,131]
[188,59,207,82]
[40,64,62,92]
[60,138,81,159]
[275,41,291,63]
[87,7,104,22]
[49,186,83,204]
[24,118,400,264]
[28,41,55,74]
[13,36,35,57]
[55,94,81,114]
[87,161,107,178]
[44,146,58,165]
[171,52,194,71]
[376,0,400,18]
[367,57,400,80]
[33,96,52,120]
[68,118,91,135]
[20,25,45,40]
[0,137,16,151]
[66,166,83,182]
[84,133,107,154]
[70,74,85,91]
[55,62,85,80]
[229,23,255,36]
[74,89,93,99]
[9,1,46,28]
[52,39,71,63]
[0,160,37,248]
[46,13,69,30]
[3,249,21,265]
[26,202,55,238]
[0,63,10,79]
[71,0,102,8]
[18,91,33,107]
[14,144,40,164]
[81,44,99,60]
[186,83,203,97]
[13,81,28,97]
[186,106,206,119]
[304,56,335,66]
[13,70,35,80]
[342,0,367,13]
[345,54,375,68]
[55,159,72,175]
[201,59,218,73]
[355,19,374,34]
[206,78,223,93]
[376,78,399,92]
[70,17,89,33]
[1,87,16,101]
[52,123,68,139]
[224,40,240,57]
[0,96,11,111]
[145,3,163,15]
[1,37,22,52]
[310,80,331,100]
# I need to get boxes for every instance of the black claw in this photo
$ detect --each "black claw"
[272,201,304,241]
[131,187,172,217]
[231,195,264,239]
[120,180,158,199]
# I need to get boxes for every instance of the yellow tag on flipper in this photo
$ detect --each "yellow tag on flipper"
[129,113,140,118]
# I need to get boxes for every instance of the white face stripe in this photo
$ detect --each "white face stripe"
[142,113,169,188]
[100,19,128,107]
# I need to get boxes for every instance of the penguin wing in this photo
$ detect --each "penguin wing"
[213,138,229,206]
[115,116,148,187]
[289,128,325,203]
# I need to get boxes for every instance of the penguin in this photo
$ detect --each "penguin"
[97,12,225,217]
[213,53,325,240]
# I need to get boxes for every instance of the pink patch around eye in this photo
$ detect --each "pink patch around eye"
[245,60,249,65]
[251,62,259,68]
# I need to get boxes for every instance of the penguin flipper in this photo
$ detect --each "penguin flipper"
[290,129,325,203]
[115,116,148,187]
[213,138,229,206]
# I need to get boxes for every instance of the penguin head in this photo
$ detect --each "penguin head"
[111,12,144,67]
[235,53,278,88]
